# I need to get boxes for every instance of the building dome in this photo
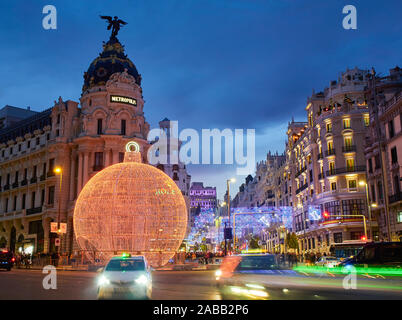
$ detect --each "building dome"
[73,143,188,267]
[82,37,141,92]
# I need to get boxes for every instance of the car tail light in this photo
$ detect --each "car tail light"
[11,258,15,262]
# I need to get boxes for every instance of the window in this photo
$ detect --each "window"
[48,186,55,205]
[326,234,330,246]
[24,168,27,180]
[331,182,337,191]
[328,141,333,151]
[324,201,341,216]
[346,159,355,171]
[398,212,402,223]
[97,119,103,135]
[57,114,60,124]
[394,175,400,194]
[36,137,40,145]
[329,162,335,175]
[10,147,13,155]
[388,119,395,138]
[18,144,21,152]
[121,119,126,135]
[391,147,398,164]
[378,181,383,200]
[371,184,376,202]
[334,232,343,243]
[326,123,332,133]
[22,194,26,210]
[31,191,36,208]
[119,152,125,163]
[375,154,380,169]
[49,159,55,173]
[344,137,352,147]
[33,165,37,178]
[5,198,8,212]
[348,180,357,189]
[350,231,363,240]
[13,196,17,211]
[343,119,351,129]
[368,158,373,173]
[41,189,45,206]
[27,140,31,148]
[94,152,103,169]
[342,199,365,215]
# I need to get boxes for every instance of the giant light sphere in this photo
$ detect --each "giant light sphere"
[73,142,188,267]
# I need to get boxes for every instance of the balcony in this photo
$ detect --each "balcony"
[3,184,10,191]
[325,149,336,156]
[30,177,37,184]
[389,192,402,204]
[26,206,42,216]
[93,165,104,172]
[326,166,366,177]
[12,182,19,189]
[21,179,28,186]
[47,171,55,178]
[296,183,308,194]
[317,153,323,160]
[342,145,357,153]
[40,174,46,181]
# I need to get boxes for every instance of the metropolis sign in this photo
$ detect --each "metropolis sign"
[110,95,137,106]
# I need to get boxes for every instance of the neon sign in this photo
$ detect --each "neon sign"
[110,95,137,106]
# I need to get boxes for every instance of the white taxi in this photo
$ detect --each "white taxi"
[97,254,152,299]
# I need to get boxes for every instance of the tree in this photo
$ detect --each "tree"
[286,232,299,251]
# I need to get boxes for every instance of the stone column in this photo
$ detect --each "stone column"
[42,218,50,254]
[112,149,119,164]
[77,152,83,194]
[69,150,76,201]
[105,149,111,167]
[83,152,89,187]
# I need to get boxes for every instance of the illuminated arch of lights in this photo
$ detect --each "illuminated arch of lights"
[73,141,188,267]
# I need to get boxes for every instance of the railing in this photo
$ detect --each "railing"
[389,192,402,204]
[40,174,46,181]
[26,206,42,215]
[47,171,55,178]
[326,166,366,177]
[3,184,10,191]
[325,149,336,156]
[30,177,37,184]
[12,182,19,189]
[21,179,28,186]
[342,145,357,152]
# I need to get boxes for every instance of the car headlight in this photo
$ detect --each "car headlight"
[215,270,222,277]
[98,275,110,286]
[135,274,149,285]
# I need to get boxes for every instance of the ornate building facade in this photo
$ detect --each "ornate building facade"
[0,34,190,255]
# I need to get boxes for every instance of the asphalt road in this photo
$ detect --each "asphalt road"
[0,269,401,300]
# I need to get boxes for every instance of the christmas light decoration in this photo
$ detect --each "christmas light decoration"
[73,142,188,267]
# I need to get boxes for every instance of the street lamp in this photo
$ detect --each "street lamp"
[225,178,235,255]
[359,181,373,240]
[54,167,63,253]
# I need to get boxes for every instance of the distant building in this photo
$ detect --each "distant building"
[189,182,217,210]
[0,105,38,130]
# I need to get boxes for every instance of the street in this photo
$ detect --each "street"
[0,269,401,300]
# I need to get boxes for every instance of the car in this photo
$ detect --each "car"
[315,256,340,268]
[0,249,15,271]
[96,254,153,300]
[339,242,402,268]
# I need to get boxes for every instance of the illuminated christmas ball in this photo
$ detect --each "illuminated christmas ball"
[73,141,188,267]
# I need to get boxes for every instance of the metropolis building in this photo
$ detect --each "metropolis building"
[0,33,190,255]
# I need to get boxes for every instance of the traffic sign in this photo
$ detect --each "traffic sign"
[55,238,60,246]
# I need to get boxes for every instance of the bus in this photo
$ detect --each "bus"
[329,240,368,260]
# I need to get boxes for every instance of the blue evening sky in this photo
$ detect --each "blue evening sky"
[0,0,401,199]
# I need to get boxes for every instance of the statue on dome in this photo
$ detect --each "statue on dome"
[100,15,127,39]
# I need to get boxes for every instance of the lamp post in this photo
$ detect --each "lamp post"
[54,167,62,254]
[359,181,373,240]
[226,178,235,253]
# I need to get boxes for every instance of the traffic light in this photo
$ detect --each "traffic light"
[361,235,367,241]
[322,211,330,218]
